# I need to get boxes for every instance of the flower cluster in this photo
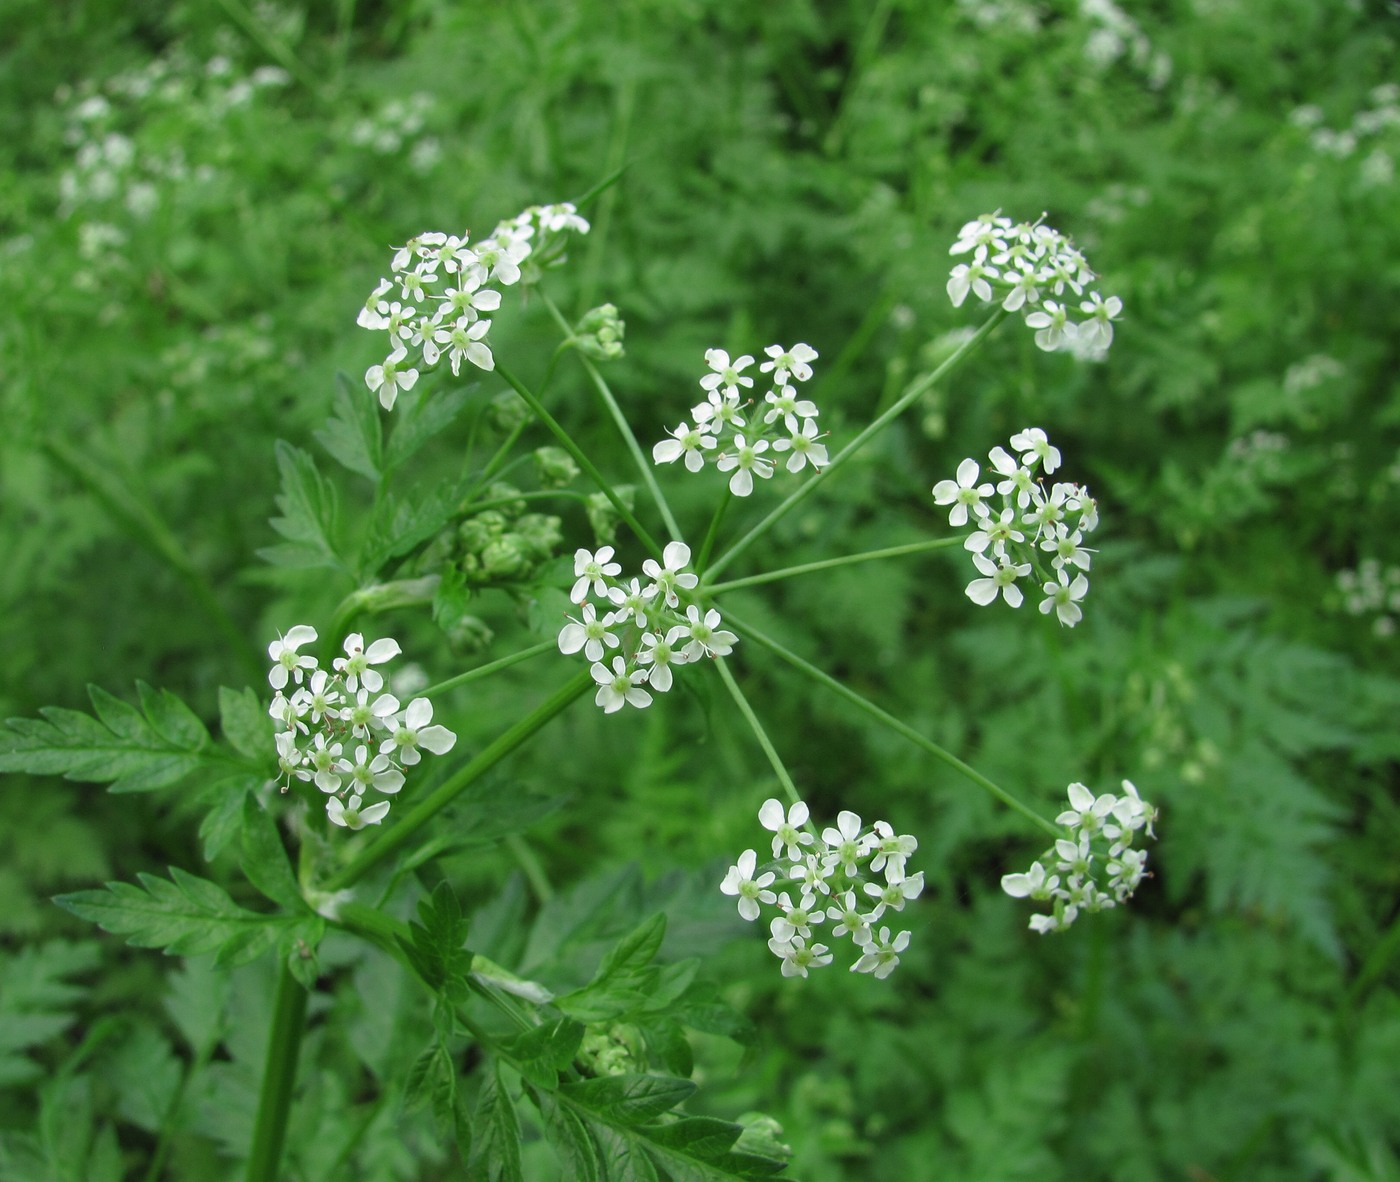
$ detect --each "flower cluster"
[948,213,1123,356]
[1001,780,1157,933]
[1335,558,1400,638]
[932,428,1100,626]
[358,202,591,409]
[720,799,921,979]
[653,344,828,496]
[559,541,736,713]
[267,626,457,830]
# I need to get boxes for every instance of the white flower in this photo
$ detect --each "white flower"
[772,419,828,473]
[762,385,819,434]
[820,810,872,876]
[720,849,777,921]
[558,602,622,661]
[716,434,774,497]
[868,822,919,877]
[1077,293,1123,350]
[653,422,717,472]
[965,552,1031,608]
[641,541,700,608]
[767,933,833,978]
[789,852,835,896]
[759,798,813,860]
[365,347,419,411]
[268,625,319,690]
[947,261,998,307]
[636,628,688,693]
[700,348,756,397]
[307,733,344,793]
[769,892,824,942]
[691,389,746,434]
[681,605,737,660]
[932,458,993,526]
[1024,300,1078,352]
[1009,427,1061,474]
[571,546,621,603]
[381,697,457,766]
[964,508,1025,558]
[327,792,391,830]
[341,688,400,739]
[850,927,910,979]
[1000,860,1059,900]
[590,657,653,714]
[826,890,875,945]
[988,445,1037,507]
[338,743,406,796]
[759,342,818,384]
[333,633,401,694]
[862,871,925,921]
[606,578,657,628]
[1040,569,1090,627]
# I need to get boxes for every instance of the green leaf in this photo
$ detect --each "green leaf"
[535,1090,602,1182]
[218,686,271,763]
[0,941,100,1087]
[360,485,459,575]
[561,1073,696,1123]
[557,913,666,1022]
[259,440,346,571]
[54,868,287,965]
[279,916,326,988]
[0,682,212,793]
[198,774,257,862]
[239,793,304,911]
[396,881,473,998]
[466,1061,523,1182]
[385,383,472,471]
[104,1023,181,1133]
[314,372,383,481]
[500,1018,585,1091]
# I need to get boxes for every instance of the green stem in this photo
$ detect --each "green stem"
[465,488,592,515]
[705,308,1009,580]
[496,362,663,560]
[540,294,684,542]
[713,658,800,808]
[506,833,554,902]
[418,640,556,700]
[244,965,308,1182]
[324,671,593,890]
[471,415,530,496]
[706,537,963,594]
[726,610,1059,838]
[693,489,732,577]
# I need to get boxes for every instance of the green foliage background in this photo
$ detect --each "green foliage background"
[2,0,1400,1178]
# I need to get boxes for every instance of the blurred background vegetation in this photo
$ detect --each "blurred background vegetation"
[2,0,1400,1178]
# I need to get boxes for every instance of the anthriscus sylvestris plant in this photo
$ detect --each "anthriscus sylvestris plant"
[0,196,1155,1179]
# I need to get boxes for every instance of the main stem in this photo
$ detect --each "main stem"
[244,964,308,1182]
[495,361,663,560]
[705,308,1009,580]
[324,670,593,891]
[726,610,1059,838]
[714,658,801,807]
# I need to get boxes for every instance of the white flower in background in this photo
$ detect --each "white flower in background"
[1009,427,1061,474]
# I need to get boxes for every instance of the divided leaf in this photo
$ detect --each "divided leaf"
[558,913,667,1022]
[315,372,384,481]
[0,941,100,1087]
[0,682,213,793]
[397,881,473,999]
[466,1061,523,1182]
[259,440,346,570]
[55,868,289,965]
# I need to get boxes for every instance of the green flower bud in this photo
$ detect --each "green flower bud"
[488,389,531,434]
[533,446,579,489]
[574,303,625,360]
[586,485,635,548]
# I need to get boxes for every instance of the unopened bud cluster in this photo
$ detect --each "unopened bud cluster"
[267,626,457,830]
[653,344,828,496]
[933,428,1100,626]
[559,542,736,713]
[1001,780,1157,933]
[948,213,1122,356]
[358,202,590,409]
[721,799,921,980]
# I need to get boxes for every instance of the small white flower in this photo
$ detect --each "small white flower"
[965,552,1031,608]
[1040,569,1090,627]
[826,890,875,946]
[268,625,319,690]
[759,342,818,384]
[1024,300,1078,352]
[1009,427,1061,474]
[772,419,828,473]
[653,422,717,472]
[681,605,738,660]
[862,871,925,921]
[338,743,405,796]
[721,849,777,921]
[636,628,688,693]
[947,261,998,307]
[341,688,400,739]
[932,458,993,526]
[381,697,457,766]
[700,348,756,397]
[850,927,910,979]
[571,546,622,603]
[1000,860,1059,900]
[590,656,653,714]
[868,822,919,877]
[641,541,699,608]
[767,933,833,978]
[762,385,819,434]
[1077,293,1123,350]
[558,602,622,662]
[716,434,773,497]
[334,633,402,694]
[365,347,419,411]
[759,798,813,860]
[820,810,872,876]
[327,792,391,830]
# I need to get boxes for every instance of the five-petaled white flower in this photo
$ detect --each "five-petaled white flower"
[571,546,622,603]
[721,849,777,921]
[850,927,910,979]
[268,625,319,690]
[932,459,993,527]
[381,698,458,766]
[334,633,402,694]
[590,657,653,714]
[759,798,813,860]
